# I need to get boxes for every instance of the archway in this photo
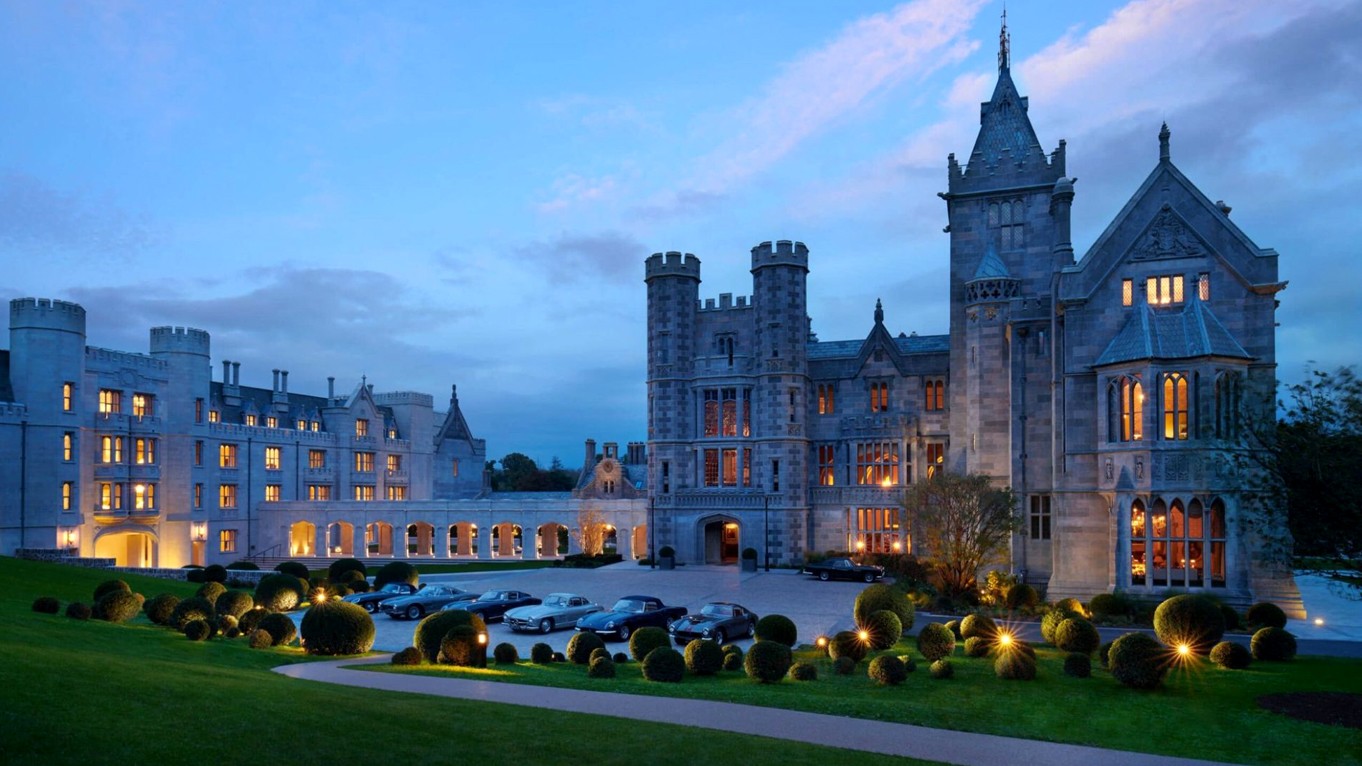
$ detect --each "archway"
[407,522,434,556]
[449,522,478,557]
[631,525,647,560]
[603,524,618,555]
[289,521,316,557]
[327,521,354,556]
[365,522,393,557]
[94,529,157,567]
[536,522,567,559]
[491,522,522,558]
[700,517,740,564]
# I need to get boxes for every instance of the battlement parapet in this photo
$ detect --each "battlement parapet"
[698,293,752,312]
[10,297,86,335]
[750,240,809,272]
[644,251,701,282]
[86,346,168,372]
[947,139,1067,196]
[0,402,28,419]
[374,391,434,407]
[149,326,211,356]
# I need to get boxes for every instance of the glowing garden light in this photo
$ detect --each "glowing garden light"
[858,630,870,643]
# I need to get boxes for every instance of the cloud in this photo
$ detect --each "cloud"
[535,173,622,214]
[0,172,158,256]
[512,230,647,283]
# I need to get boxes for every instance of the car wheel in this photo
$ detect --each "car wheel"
[364,602,377,613]
[539,618,554,634]
[711,628,725,644]
[819,571,830,581]
[863,572,875,583]
[618,625,631,640]
[406,605,424,620]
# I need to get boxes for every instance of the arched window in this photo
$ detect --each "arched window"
[1130,500,1147,585]
[1162,372,1189,440]
[1131,496,1226,589]
[1108,376,1144,442]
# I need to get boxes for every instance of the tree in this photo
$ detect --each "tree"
[1276,367,1362,559]
[900,473,1020,598]
[576,507,607,557]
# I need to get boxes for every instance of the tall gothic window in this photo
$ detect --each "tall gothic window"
[924,378,945,411]
[989,199,1025,249]
[1133,497,1226,589]
[853,508,904,554]
[1162,372,1189,440]
[818,445,835,486]
[817,384,835,415]
[1214,371,1242,439]
[870,381,889,412]
[703,390,718,437]
[1108,376,1144,442]
[856,442,899,485]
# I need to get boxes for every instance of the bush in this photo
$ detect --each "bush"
[642,646,685,683]
[832,656,857,675]
[301,599,376,655]
[588,656,616,679]
[215,590,254,619]
[439,625,485,666]
[195,581,227,605]
[898,655,918,673]
[170,596,216,630]
[1064,652,1092,678]
[1004,583,1040,610]
[658,545,675,558]
[590,647,611,664]
[274,561,310,580]
[184,619,212,641]
[328,558,367,581]
[185,568,206,584]
[238,607,269,635]
[744,640,792,683]
[613,652,629,664]
[93,579,131,602]
[684,639,724,676]
[254,573,307,612]
[1041,608,1081,645]
[629,626,670,662]
[741,547,757,561]
[916,623,956,661]
[1109,632,1168,689]
[1153,595,1226,654]
[960,613,998,640]
[30,595,59,615]
[995,651,1037,680]
[203,564,228,583]
[567,631,606,665]
[859,610,903,651]
[721,647,743,671]
[930,659,954,679]
[413,610,487,664]
[530,643,554,664]
[1251,627,1297,661]
[853,584,915,632]
[1055,618,1101,655]
[217,615,239,634]
[391,646,423,665]
[493,643,519,664]
[963,636,990,657]
[754,614,798,647]
[341,568,369,584]
[1088,593,1130,619]
[1210,640,1252,669]
[1218,602,1241,631]
[226,560,259,570]
[259,612,298,647]
[373,561,420,589]
[65,601,92,620]
[828,630,868,663]
[868,655,908,685]
[944,619,961,639]
[789,661,817,681]
[1099,641,1114,668]
[1246,602,1288,629]
[1054,597,1086,616]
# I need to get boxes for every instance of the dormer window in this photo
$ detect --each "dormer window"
[244,414,256,427]
[1145,275,1184,306]
[355,418,369,437]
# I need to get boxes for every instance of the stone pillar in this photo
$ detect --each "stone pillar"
[315,525,326,559]
[436,524,449,559]
[618,525,632,560]
[1113,493,1129,592]
[477,524,491,560]
[353,526,366,559]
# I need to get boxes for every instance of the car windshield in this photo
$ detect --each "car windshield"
[477,592,503,602]
[701,604,731,617]
[380,584,404,593]
[544,595,567,607]
[612,599,646,613]
[415,586,442,595]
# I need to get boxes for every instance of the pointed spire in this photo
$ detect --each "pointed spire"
[874,298,884,325]
[1159,122,1171,163]
[999,5,1010,71]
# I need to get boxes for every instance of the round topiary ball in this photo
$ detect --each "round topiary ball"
[258,612,298,647]
[184,618,212,641]
[588,656,616,679]
[93,579,131,602]
[642,646,685,683]
[215,590,253,619]
[217,614,239,634]
[65,601,92,620]
[944,619,962,639]
[868,655,908,686]
[684,639,724,676]
[552,652,566,663]
[328,558,367,582]
[225,627,242,639]
[567,631,606,664]
[721,647,743,671]
[853,584,915,632]
[373,561,420,589]
[1210,640,1252,669]
[203,564,228,583]
[31,596,60,614]
[195,581,227,605]
[142,593,178,625]
[995,651,1037,680]
[930,659,954,679]
[613,652,629,664]
[170,595,215,630]
[439,625,485,666]
[1063,652,1092,678]
[963,636,990,657]
[832,656,857,675]
[789,661,818,681]
[274,561,310,580]
[185,567,206,584]
[301,599,376,655]
[1218,602,1241,631]
[238,607,269,635]
[1054,597,1086,616]
[1055,618,1101,655]
[828,630,869,663]
[341,568,369,584]
[530,642,554,664]
[898,655,918,673]
[629,626,670,662]
[1251,627,1297,661]
[859,610,903,651]
[1099,640,1114,668]
[413,610,487,663]
[493,642,519,664]
[916,623,956,662]
[391,646,423,665]
[1041,608,1081,645]
[1088,593,1129,619]
[1246,602,1287,630]
[744,640,792,683]
[590,647,611,664]
[226,560,260,571]
[754,614,798,647]
[1108,632,1168,689]
[1004,583,1040,610]
[254,573,307,612]
[1154,595,1226,654]
[960,613,998,640]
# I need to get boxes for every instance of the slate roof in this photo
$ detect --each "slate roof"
[807,334,949,360]
[0,350,12,403]
[208,381,363,433]
[967,68,1045,172]
[973,243,1011,279]
[1095,297,1252,367]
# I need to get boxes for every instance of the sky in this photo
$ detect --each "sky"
[3,0,1359,467]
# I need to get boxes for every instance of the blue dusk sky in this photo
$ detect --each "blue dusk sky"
[3,0,1358,466]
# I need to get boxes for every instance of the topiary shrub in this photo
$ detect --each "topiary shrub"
[930,659,954,679]
[254,573,307,612]
[828,630,869,663]
[963,636,990,657]
[1055,618,1101,655]
[1004,583,1040,610]
[1099,640,1114,668]
[301,599,376,655]
[531,643,554,664]
[944,619,962,639]
[373,561,420,589]
[612,652,629,664]
[217,615,239,634]
[832,656,857,675]
[238,607,269,634]
[1088,593,1130,619]
[30,595,58,615]
[493,643,519,664]
[629,626,671,663]
[195,581,227,605]
[642,646,685,683]
[184,618,212,641]
[1108,632,1168,689]
[274,561,310,580]
[754,614,798,647]
[328,558,367,581]
[1064,652,1092,678]
[93,579,131,602]
[413,610,486,664]
[203,564,228,583]
[1054,597,1086,616]
[960,613,998,640]
[868,655,908,686]
[215,590,254,619]
[170,595,215,630]
[1217,602,1241,631]
[721,646,743,671]
[225,627,242,639]
[226,560,259,570]
[1210,640,1252,669]
[789,661,818,681]
[552,652,565,663]
[567,631,606,665]
[1246,602,1287,630]
[859,610,903,651]
[439,625,486,667]
[853,583,915,632]
[259,612,297,647]
[1251,627,1297,661]
[1153,595,1225,654]
[898,655,918,673]
[341,568,369,584]
[1041,607,1081,645]
[588,656,616,679]
[391,646,423,665]
[65,601,92,620]
[916,623,955,662]
[590,647,611,664]
[684,639,724,676]
[995,651,1037,680]
[744,640,792,683]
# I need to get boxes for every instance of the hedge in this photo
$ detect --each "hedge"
[300,599,376,655]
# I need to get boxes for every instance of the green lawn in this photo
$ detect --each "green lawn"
[0,558,932,766]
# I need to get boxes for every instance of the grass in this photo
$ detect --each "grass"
[376,631,1362,766]
[0,557,932,766]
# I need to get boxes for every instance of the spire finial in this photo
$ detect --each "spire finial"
[998,4,1010,71]
[1159,122,1171,162]
[874,298,884,325]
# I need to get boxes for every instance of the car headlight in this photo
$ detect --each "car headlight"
[605,620,616,629]
[702,628,712,636]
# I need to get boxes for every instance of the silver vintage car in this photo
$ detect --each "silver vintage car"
[504,592,602,633]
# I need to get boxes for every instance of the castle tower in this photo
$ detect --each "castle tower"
[644,251,701,549]
[9,298,87,419]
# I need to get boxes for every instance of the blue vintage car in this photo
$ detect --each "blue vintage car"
[341,582,419,613]
[668,602,757,645]
[576,595,687,641]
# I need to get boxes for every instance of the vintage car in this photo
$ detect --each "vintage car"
[801,557,885,583]
[668,602,757,645]
[378,585,476,620]
[341,581,420,613]
[440,590,541,622]
[504,592,603,633]
[575,595,687,641]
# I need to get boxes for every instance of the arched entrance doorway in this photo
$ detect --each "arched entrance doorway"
[289,521,316,556]
[365,522,393,556]
[701,517,740,564]
[327,521,354,556]
[536,523,567,559]
[631,525,647,560]
[94,528,157,567]
[449,522,478,557]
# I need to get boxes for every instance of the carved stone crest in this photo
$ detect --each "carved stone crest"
[1131,206,1205,260]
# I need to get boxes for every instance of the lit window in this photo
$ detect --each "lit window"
[134,438,156,465]
[818,444,836,486]
[308,449,326,469]
[353,484,375,501]
[387,454,402,473]
[63,382,74,412]
[926,443,945,478]
[721,448,738,486]
[98,389,122,414]
[132,483,154,510]
[194,483,203,509]
[1030,495,1051,540]
[99,482,116,510]
[132,393,153,418]
[721,388,738,436]
[856,442,899,485]
[219,529,238,553]
[703,449,719,487]
[310,420,320,431]
[1132,498,1226,589]
[1162,372,1190,440]
[387,427,397,439]
[101,436,123,464]
[62,481,73,511]
[1145,274,1185,305]
[387,485,408,500]
[296,418,307,430]
[1108,376,1145,442]
[194,440,204,466]
[742,389,751,436]
[703,390,718,437]
[355,419,369,437]
[742,448,752,487]
[818,384,836,415]
[451,458,459,477]
[308,484,332,501]
[870,382,889,412]
[264,484,281,502]
[208,410,220,423]
[244,414,257,427]
[924,378,946,411]
[266,416,277,429]
[63,432,74,461]
[1198,273,1210,301]
[354,452,375,472]
[853,507,903,554]
[260,446,280,470]
[1122,279,1133,307]
[219,443,238,468]
[219,484,237,509]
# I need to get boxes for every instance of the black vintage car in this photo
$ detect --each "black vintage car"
[668,602,757,645]
[341,582,419,613]
[440,590,541,622]
[801,557,885,583]
[576,595,688,641]
[378,585,476,620]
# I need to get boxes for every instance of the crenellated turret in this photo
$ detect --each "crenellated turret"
[8,298,87,417]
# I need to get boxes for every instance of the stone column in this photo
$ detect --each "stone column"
[477,524,492,560]
[315,525,326,559]
[618,525,632,560]
[353,526,366,559]
[436,523,449,559]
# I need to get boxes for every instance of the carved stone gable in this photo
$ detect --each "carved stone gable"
[1130,205,1206,260]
